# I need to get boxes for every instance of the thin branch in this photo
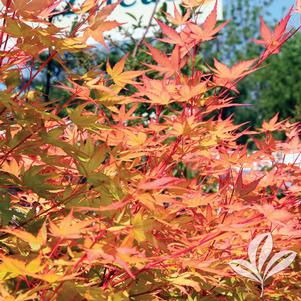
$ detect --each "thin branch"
[132,0,159,57]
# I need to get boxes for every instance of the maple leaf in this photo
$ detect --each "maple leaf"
[88,2,118,24]
[135,76,176,105]
[0,255,78,284]
[49,210,95,239]
[188,1,229,42]
[122,129,147,147]
[0,0,300,298]
[282,135,301,154]
[1,158,20,177]
[1,0,58,17]
[57,80,92,100]
[253,9,293,55]
[211,58,257,91]
[0,256,44,281]
[174,82,208,103]
[253,204,294,226]
[111,104,139,125]
[38,1,63,19]
[84,20,121,48]
[182,0,213,9]
[1,222,47,251]
[254,132,277,154]
[79,0,97,13]
[168,272,201,292]
[235,170,263,198]
[144,43,186,76]
[106,55,144,87]
[165,4,191,26]
[131,212,154,242]
[83,3,122,48]
[260,113,285,132]
[156,19,185,46]
[66,103,103,130]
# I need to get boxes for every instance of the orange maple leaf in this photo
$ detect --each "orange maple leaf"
[1,0,58,17]
[165,4,191,26]
[144,43,186,76]
[174,82,208,103]
[49,210,96,239]
[56,80,93,101]
[188,1,229,42]
[84,20,121,48]
[84,3,122,48]
[135,76,175,105]
[260,113,285,132]
[253,204,293,226]
[211,58,257,91]
[253,9,293,55]
[2,158,20,177]
[156,19,185,46]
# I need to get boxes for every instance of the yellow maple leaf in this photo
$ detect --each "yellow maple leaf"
[123,129,147,147]
[131,212,153,243]
[0,256,43,281]
[1,222,47,251]
[107,56,144,87]
[182,0,214,9]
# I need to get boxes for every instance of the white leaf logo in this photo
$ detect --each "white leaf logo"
[229,233,296,297]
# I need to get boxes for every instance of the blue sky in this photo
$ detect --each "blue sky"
[270,0,295,15]
[222,0,299,27]
[269,0,298,24]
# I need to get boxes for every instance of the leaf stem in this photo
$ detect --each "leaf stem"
[260,281,264,298]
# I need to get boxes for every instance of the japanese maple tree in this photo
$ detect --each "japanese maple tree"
[0,0,300,300]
